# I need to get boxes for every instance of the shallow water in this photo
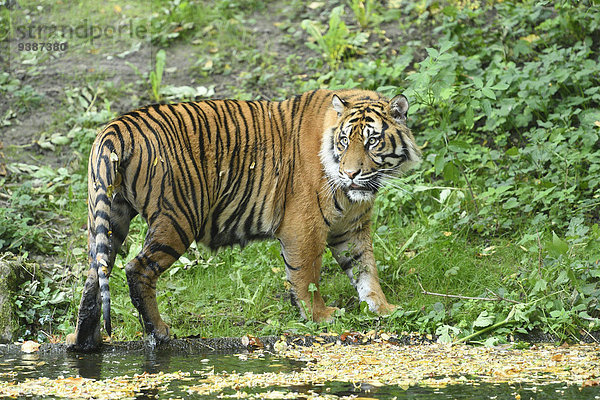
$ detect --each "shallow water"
[1,344,599,399]
[3,349,301,380]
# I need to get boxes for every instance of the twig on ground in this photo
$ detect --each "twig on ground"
[580,327,599,344]
[485,288,521,304]
[417,279,520,303]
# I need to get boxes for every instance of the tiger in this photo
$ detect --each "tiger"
[66,89,421,351]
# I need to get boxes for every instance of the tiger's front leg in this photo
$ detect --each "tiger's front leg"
[278,238,338,322]
[329,228,397,315]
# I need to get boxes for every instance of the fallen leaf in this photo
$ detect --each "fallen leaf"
[582,380,600,387]
[21,341,40,353]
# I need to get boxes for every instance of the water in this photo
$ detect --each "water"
[1,344,599,399]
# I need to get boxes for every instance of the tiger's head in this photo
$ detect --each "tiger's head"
[320,91,421,203]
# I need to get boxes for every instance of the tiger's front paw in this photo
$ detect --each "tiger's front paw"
[312,306,339,323]
[375,302,398,316]
[148,322,170,345]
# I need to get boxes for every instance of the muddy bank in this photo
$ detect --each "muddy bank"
[1,329,599,358]
[0,331,433,357]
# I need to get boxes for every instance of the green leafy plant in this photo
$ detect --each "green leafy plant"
[12,260,75,342]
[347,0,381,28]
[0,207,45,252]
[149,49,167,102]
[301,6,369,69]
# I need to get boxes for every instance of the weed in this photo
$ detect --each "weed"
[149,49,166,102]
[347,0,381,29]
[301,5,369,69]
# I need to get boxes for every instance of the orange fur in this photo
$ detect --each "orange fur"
[67,89,420,351]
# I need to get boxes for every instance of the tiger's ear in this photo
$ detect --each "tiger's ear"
[332,94,347,116]
[390,94,409,123]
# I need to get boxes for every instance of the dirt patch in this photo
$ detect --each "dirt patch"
[1,5,300,167]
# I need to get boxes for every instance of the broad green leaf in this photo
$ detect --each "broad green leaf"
[425,47,439,58]
[549,232,569,255]
[490,81,510,91]
[502,197,519,209]
[448,140,470,152]
[505,147,519,156]
[464,106,474,129]
[434,153,446,174]
[481,87,496,100]
[473,311,495,328]
[443,161,460,183]
[472,76,484,89]
[532,278,547,293]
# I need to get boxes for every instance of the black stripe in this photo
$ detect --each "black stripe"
[148,242,181,262]
[96,242,109,255]
[328,239,347,247]
[333,193,344,213]
[340,251,363,271]
[282,254,300,271]
[315,191,331,227]
[94,210,110,222]
[95,193,111,206]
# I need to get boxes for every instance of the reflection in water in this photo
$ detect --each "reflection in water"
[65,347,177,379]
[66,352,102,379]
[1,347,599,399]
[142,348,171,375]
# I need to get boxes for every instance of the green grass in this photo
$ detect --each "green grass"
[98,205,522,341]
[1,0,599,344]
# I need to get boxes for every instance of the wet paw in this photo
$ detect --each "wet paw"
[66,330,102,352]
[150,322,171,345]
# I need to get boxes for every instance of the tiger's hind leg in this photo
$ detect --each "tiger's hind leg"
[67,194,136,352]
[125,217,190,344]
[67,266,102,351]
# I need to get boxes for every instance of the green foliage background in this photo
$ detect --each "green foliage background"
[0,0,599,345]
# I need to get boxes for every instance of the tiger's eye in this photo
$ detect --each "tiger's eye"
[368,137,378,146]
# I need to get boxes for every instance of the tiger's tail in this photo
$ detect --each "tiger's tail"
[88,129,125,338]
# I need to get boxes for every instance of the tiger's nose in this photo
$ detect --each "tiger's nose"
[344,169,361,179]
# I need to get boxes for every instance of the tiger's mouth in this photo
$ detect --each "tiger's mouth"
[344,182,377,202]
[346,182,375,193]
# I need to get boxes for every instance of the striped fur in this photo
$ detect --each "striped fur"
[66,89,421,351]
